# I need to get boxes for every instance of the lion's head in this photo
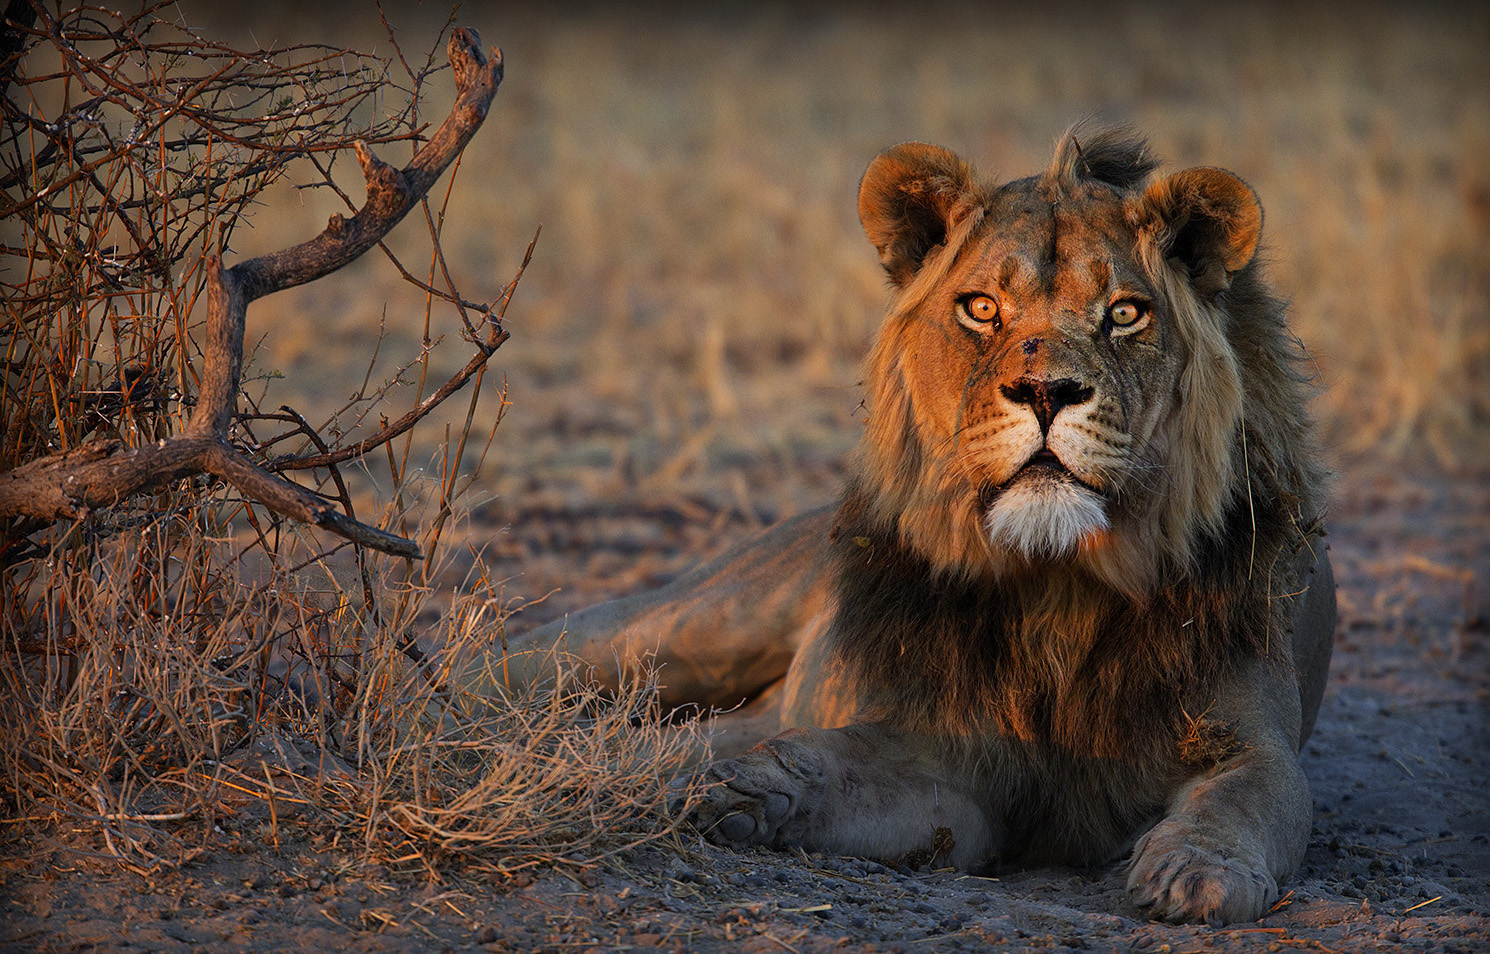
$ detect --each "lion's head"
[850,129,1322,595]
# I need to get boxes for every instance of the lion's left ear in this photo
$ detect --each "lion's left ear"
[859,143,985,286]
[1135,167,1262,296]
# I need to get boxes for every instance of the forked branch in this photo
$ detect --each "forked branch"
[227,30,504,303]
[0,28,507,559]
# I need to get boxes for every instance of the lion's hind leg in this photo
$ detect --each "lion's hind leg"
[460,507,837,726]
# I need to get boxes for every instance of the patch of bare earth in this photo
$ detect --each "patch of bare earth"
[1,461,1485,953]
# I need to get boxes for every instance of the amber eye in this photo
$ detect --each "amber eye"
[1107,299,1149,331]
[959,294,1000,327]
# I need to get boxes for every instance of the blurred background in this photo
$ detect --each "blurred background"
[198,1,1488,616]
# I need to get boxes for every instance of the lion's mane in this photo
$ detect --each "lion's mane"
[825,130,1329,775]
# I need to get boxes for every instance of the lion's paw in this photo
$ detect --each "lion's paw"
[679,736,825,848]
[1126,818,1278,926]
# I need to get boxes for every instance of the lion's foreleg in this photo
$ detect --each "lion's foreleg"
[1126,662,1312,926]
[684,724,997,869]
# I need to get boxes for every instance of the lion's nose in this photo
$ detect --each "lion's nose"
[1000,376,1094,433]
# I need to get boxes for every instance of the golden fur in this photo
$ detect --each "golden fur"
[851,130,1321,595]
[497,129,1335,925]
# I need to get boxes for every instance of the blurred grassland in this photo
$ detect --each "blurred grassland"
[208,1,1488,537]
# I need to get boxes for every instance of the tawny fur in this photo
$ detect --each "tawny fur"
[491,128,1335,927]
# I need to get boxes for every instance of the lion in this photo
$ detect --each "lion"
[482,128,1335,926]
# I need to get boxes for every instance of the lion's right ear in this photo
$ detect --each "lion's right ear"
[858,143,984,286]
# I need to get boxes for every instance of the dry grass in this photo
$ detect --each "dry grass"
[0,493,701,874]
[328,631,703,878]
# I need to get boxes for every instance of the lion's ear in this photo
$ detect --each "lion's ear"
[1137,167,1262,296]
[859,143,983,286]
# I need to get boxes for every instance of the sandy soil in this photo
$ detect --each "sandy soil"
[1,461,1486,953]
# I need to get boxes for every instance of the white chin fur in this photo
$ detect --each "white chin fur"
[985,477,1109,559]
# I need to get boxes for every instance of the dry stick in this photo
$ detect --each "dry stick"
[0,29,505,559]
[270,319,510,473]
[268,404,379,621]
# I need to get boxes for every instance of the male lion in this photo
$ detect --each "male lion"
[488,129,1335,926]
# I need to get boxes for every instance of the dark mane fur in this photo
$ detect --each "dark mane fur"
[827,478,1289,763]
[1046,126,1159,192]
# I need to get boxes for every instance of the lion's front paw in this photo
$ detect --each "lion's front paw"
[681,736,824,848]
[1126,818,1278,926]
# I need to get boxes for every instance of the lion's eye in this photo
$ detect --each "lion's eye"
[1106,299,1150,333]
[959,294,1000,328]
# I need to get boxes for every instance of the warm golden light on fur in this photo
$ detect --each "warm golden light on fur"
[848,132,1281,594]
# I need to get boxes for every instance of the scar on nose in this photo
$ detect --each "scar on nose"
[1022,338,1040,356]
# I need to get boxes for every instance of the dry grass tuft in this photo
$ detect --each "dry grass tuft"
[0,487,704,874]
[327,627,704,877]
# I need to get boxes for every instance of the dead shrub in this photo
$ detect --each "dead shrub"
[0,2,700,875]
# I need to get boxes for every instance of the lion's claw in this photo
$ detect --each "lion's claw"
[1127,820,1278,925]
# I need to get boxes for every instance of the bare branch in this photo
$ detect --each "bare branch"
[200,444,420,558]
[229,29,504,303]
[0,0,37,96]
[187,255,247,439]
[0,26,510,560]
[272,228,535,473]
[0,435,215,522]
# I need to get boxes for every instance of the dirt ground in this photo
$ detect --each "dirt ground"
[1,459,1486,953]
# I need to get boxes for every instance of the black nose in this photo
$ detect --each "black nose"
[1000,376,1094,433]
